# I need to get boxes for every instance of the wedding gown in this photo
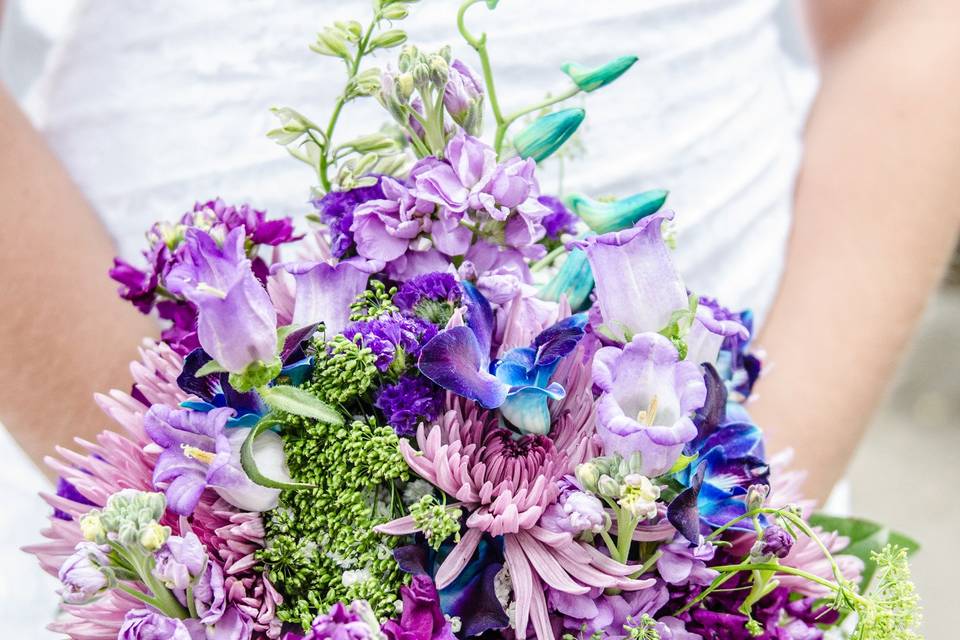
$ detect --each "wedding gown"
[3,0,817,636]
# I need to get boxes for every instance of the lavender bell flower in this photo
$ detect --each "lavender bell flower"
[574,211,688,340]
[684,296,750,367]
[145,405,288,515]
[280,257,384,335]
[166,227,278,374]
[59,542,110,604]
[592,333,707,476]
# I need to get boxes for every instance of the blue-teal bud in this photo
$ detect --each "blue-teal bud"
[538,248,594,311]
[566,189,668,234]
[513,108,585,163]
[561,55,639,92]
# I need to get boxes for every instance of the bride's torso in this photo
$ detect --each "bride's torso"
[27,0,817,326]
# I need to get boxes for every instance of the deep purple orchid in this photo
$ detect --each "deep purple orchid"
[575,211,688,340]
[382,575,456,640]
[144,405,287,515]
[166,227,278,374]
[592,333,707,476]
[417,282,587,434]
[279,257,384,335]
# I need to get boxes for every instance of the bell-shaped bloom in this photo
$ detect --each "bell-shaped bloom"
[566,189,668,234]
[512,108,585,163]
[166,227,278,373]
[592,333,706,476]
[444,59,484,134]
[280,257,384,335]
[561,55,639,92]
[575,211,687,340]
[145,405,289,515]
[418,282,587,433]
[685,297,750,367]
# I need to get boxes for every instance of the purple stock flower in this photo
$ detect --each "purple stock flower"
[288,601,379,640]
[393,272,463,313]
[119,609,200,640]
[382,575,456,640]
[352,177,438,262]
[657,537,719,586]
[343,313,438,372]
[152,531,207,591]
[575,211,688,340]
[58,542,110,604]
[444,60,484,132]
[110,256,161,313]
[312,179,386,258]
[540,476,607,535]
[375,373,443,437]
[593,333,707,476]
[548,582,669,640]
[538,195,579,240]
[166,227,278,373]
[280,257,384,335]
[144,405,282,515]
[196,198,299,246]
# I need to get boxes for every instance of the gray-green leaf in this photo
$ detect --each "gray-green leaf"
[260,385,344,425]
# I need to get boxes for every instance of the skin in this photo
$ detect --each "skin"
[0,2,958,496]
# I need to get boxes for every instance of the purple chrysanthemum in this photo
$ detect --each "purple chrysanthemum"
[393,273,463,313]
[374,373,443,437]
[312,179,386,258]
[342,314,437,372]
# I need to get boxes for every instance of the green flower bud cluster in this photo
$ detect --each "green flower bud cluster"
[409,495,462,551]
[350,280,399,322]
[81,490,170,551]
[259,414,411,629]
[305,335,379,405]
[624,614,661,640]
[851,546,922,640]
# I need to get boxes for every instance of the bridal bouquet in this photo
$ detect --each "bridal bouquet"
[27,2,922,639]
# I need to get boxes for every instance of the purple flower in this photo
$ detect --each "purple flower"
[119,610,200,640]
[351,178,437,262]
[444,60,484,133]
[382,575,455,640]
[593,333,707,476]
[657,538,719,586]
[54,477,95,521]
[538,195,579,240]
[196,198,299,246]
[575,211,688,340]
[393,272,463,313]
[343,313,437,372]
[375,373,443,437]
[760,525,794,559]
[145,405,284,515]
[192,556,228,625]
[152,532,207,591]
[58,542,110,604]
[685,296,750,367]
[166,227,278,373]
[291,601,379,640]
[280,257,384,335]
[313,179,387,258]
[540,477,607,535]
[548,582,669,640]
[110,256,161,313]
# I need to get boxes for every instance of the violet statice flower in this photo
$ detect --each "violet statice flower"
[58,542,110,604]
[382,575,455,640]
[592,333,707,476]
[343,313,437,372]
[393,272,463,313]
[312,179,386,258]
[374,373,443,437]
[538,195,579,240]
[166,227,278,373]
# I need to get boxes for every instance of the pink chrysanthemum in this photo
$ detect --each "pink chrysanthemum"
[379,349,653,640]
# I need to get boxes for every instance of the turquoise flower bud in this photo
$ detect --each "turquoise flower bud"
[538,248,594,311]
[561,55,639,92]
[513,108,585,162]
[566,189,668,234]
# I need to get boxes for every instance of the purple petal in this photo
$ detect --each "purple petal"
[461,281,494,364]
[668,464,706,544]
[532,313,588,367]
[418,326,508,409]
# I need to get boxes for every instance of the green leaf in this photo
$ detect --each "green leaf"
[808,513,920,590]
[260,385,344,425]
[240,419,316,491]
[194,360,228,377]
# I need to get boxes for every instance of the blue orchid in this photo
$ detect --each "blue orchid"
[668,364,769,543]
[417,281,588,434]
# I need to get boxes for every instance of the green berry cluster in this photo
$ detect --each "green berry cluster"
[409,495,462,551]
[259,414,411,630]
[305,335,379,405]
[350,279,398,322]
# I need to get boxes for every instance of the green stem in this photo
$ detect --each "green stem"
[631,550,663,578]
[318,13,380,191]
[457,1,506,149]
[116,583,166,609]
[530,244,567,273]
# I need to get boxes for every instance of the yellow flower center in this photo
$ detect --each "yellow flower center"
[637,395,659,426]
[182,444,217,465]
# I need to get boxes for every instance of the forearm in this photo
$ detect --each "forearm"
[752,0,960,500]
[0,87,156,473]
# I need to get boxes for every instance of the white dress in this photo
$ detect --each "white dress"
[1,0,817,636]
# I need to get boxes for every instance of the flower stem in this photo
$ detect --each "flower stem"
[457,1,507,151]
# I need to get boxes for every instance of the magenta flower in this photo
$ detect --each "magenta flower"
[575,211,688,340]
[288,601,379,640]
[166,227,278,373]
[382,575,455,640]
[593,333,707,476]
[280,257,383,335]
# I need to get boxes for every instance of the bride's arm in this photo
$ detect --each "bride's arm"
[752,0,960,500]
[0,87,157,474]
